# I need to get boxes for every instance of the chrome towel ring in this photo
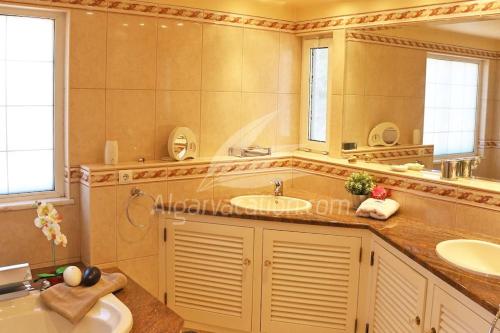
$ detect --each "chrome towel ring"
[126,188,158,228]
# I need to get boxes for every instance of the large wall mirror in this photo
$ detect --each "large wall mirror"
[341,16,500,182]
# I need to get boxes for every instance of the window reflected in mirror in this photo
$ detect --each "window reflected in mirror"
[423,56,479,157]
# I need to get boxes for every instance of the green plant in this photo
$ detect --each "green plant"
[344,172,375,195]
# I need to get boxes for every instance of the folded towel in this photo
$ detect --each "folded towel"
[355,198,400,220]
[40,272,127,324]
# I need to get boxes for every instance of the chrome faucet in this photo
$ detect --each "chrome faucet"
[0,263,33,301]
[272,179,283,197]
[228,146,272,157]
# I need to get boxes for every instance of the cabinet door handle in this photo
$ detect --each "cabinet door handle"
[414,316,421,326]
[264,260,272,267]
[428,328,436,333]
[243,258,251,266]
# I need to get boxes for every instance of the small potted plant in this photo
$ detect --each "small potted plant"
[345,172,375,209]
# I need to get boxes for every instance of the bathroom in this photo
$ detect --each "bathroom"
[0,0,499,332]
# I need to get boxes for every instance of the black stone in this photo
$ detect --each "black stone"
[82,266,101,287]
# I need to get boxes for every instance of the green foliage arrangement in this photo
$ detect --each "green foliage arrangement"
[344,172,375,195]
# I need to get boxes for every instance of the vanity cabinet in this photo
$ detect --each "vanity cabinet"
[368,243,427,333]
[165,221,255,331]
[261,230,361,333]
[368,241,499,333]
[429,287,499,333]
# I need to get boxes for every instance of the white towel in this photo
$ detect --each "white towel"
[355,198,400,220]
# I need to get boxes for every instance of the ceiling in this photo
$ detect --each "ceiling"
[428,19,500,41]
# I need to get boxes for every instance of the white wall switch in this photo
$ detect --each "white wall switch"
[118,170,133,184]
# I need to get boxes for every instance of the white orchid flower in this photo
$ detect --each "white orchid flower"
[47,208,63,224]
[55,233,68,247]
[34,201,68,248]
[34,216,50,229]
[37,202,55,217]
[42,222,61,241]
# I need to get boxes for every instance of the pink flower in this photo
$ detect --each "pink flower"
[371,185,390,200]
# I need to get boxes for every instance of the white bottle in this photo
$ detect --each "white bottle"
[412,129,421,145]
[104,140,119,165]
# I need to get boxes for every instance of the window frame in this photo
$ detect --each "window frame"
[423,52,483,161]
[299,37,331,154]
[0,5,66,204]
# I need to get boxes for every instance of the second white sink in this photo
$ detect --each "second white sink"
[230,195,312,213]
[436,239,500,278]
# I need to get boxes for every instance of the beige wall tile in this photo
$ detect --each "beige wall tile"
[213,171,292,200]
[157,19,202,91]
[69,10,107,89]
[118,255,159,298]
[241,93,277,149]
[454,205,500,237]
[106,90,156,162]
[69,89,106,166]
[393,47,426,98]
[0,209,55,266]
[277,93,299,152]
[155,91,201,159]
[89,186,117,264]
[80,185,91,265]
[330,30,346,96]
[116,182,166,261]
[167,177,214,202]
[106,13,157,89]
[278,33,301,94]
[292,171,343,200]
[342,95,366,145]
[364,43,397,97]
[200,91,241,157]
[242,29,279,93]
[344,41,366,96]
[400,193,457,228]
[202,24,243,92]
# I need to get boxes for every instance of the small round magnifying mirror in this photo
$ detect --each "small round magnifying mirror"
[368,122,400,147]
[168,127,198,161]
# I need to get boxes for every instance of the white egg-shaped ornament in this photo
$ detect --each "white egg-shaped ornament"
[63,266,82,287]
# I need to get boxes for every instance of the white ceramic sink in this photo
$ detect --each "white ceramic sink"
[0,292,132,333]
[230,195,312,213]
[436,239,500,278]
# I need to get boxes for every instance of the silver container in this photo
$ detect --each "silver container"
[440,159,458,180]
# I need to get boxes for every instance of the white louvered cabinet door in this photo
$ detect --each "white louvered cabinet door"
[166,221,254,331]
[368,243,427,333]
[261,230,361,333]
[430,287,499,333]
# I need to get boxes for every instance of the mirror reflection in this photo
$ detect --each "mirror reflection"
[172,135,188,160]
[341,18,500,181]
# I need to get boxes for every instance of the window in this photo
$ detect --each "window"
[300,38,331,153]
[0,7,65,203]
[423,55,480,157]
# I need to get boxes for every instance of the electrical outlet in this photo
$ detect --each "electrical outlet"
[118,170,133,184]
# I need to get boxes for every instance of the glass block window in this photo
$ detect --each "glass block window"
[423,56,479,157]
[0,8,65,201]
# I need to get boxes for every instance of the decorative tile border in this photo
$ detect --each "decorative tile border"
[342,145,434,161]
[346,31,500,59]
[65,167,83,183]
[294,0,500,33]
[79,154,500,210]
[3,0,499,34]
[293,156,500,211]
[478,140,500,149]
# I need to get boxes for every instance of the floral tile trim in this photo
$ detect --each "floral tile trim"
[3,0,498,34]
